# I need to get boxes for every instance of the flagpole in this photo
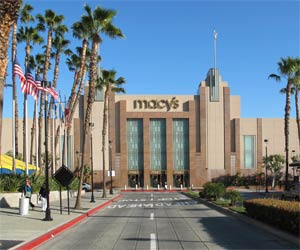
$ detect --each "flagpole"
[35,99,39,171]
[52,103,55,174]
[24,93,28,175]
[64,96,67,166]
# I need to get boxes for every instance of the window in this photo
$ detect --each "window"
[150,119,166,170]
[244,135,255,169]
[94,88,104,102]
[173,119,189,170]
[127,119,143,170]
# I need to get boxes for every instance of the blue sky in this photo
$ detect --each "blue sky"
[3,0,300,118]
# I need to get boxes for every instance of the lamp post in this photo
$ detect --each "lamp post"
[109,140,113,194]
[42,81,53,221]
[89,122,95,202]
[264,139,269,193]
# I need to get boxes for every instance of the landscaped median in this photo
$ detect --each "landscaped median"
[185,185,299,237]
[244,198,299,236]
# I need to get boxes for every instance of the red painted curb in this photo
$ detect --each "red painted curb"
[15,194,122,250]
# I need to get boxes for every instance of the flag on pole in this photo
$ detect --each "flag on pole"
[64,107,70,127]
[26,68,39,100]
[13,59,28,94]
[47,87,59,101]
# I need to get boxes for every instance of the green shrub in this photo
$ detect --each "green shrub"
[202,182,226,200]
[244,198,299,235]
[224,190,244,206]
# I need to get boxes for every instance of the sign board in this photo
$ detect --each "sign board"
[53,165,74,187]
[107,170,115,177]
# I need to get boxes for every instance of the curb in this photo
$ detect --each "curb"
[14,194,122,250]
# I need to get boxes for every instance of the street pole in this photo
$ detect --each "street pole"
[109,140,113,195]
[89,122,95,202]
[43,81,53,221]
[264,139,268,193]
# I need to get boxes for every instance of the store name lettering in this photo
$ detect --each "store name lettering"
[133,97,179,111]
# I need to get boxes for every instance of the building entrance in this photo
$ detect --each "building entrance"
[150,173,167,188]
[128,172,144,188]
[173,172,190,188]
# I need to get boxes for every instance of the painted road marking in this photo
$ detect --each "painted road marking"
[150,213,154,220]
[150,233,157,250]
[107,201,197,209]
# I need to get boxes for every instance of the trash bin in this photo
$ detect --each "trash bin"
[19,197,29,215]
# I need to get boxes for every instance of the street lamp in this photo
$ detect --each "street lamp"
[42,81,53,221]
[109,140,113,194]
[264,139,269,193]
[89,122,95,203]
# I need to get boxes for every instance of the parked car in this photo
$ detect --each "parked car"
[281,183,300,201]
[82,183,91,192]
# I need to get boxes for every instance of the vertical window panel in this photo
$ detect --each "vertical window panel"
[150,119,166,170]
[244,135,255,169]
[127,119,143,170]
[173,119,189,170]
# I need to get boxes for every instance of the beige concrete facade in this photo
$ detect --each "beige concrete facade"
[2,69,299,189]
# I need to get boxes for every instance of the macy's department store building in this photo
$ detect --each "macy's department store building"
[1,69,299,188]
[78,68,299,189]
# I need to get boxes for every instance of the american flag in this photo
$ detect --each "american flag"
[47,87,59,101]
[26,68,39,100]
[13,60,28,94]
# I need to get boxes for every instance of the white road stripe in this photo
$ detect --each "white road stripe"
[150,233,157,250]
[150,213,154,220]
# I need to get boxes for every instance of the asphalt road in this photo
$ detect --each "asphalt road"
[35,192,298,250]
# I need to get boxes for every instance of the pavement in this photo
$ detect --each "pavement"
[0,190,122,250]
[0,188,297,250]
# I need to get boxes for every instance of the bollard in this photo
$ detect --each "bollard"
[135,184,138,190]
[147,185,149,190]
[157,184,160,190]
[180,184,183,190]
[19,197,29,215]
[125,185,127,190]
[170,185,172,190]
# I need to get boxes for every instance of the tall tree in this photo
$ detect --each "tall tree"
[263,154,284,190]
[75,4,123,209]
[0,0,22,165]
[36,9,64,168]
[11,2,21,172]
[292,66,300,147]
[269,57,300,190]
[17,22,44,165]
[97,69,125,198]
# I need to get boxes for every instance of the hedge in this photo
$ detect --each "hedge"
[244,198,299,235]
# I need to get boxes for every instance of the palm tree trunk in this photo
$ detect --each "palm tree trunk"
[29,105,37,164]
[102,88,109,198]
[75,42,98,209]
[284,81,292,190]
[12,21,18,170]
[295,89,300,148]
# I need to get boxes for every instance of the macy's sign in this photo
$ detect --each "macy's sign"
[133,97,179,111]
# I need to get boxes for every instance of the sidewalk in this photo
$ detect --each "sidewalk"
[0,190,121,250]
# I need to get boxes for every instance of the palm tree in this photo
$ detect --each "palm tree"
[48,32,70,173]
[29,53,45,166]
[74,4,123,209]
[97,69,125,198]
[36,9,65,169]
[269,57,300,190]
[0,0,22,167]
[17,24,43,165]
[292,67,300,147]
